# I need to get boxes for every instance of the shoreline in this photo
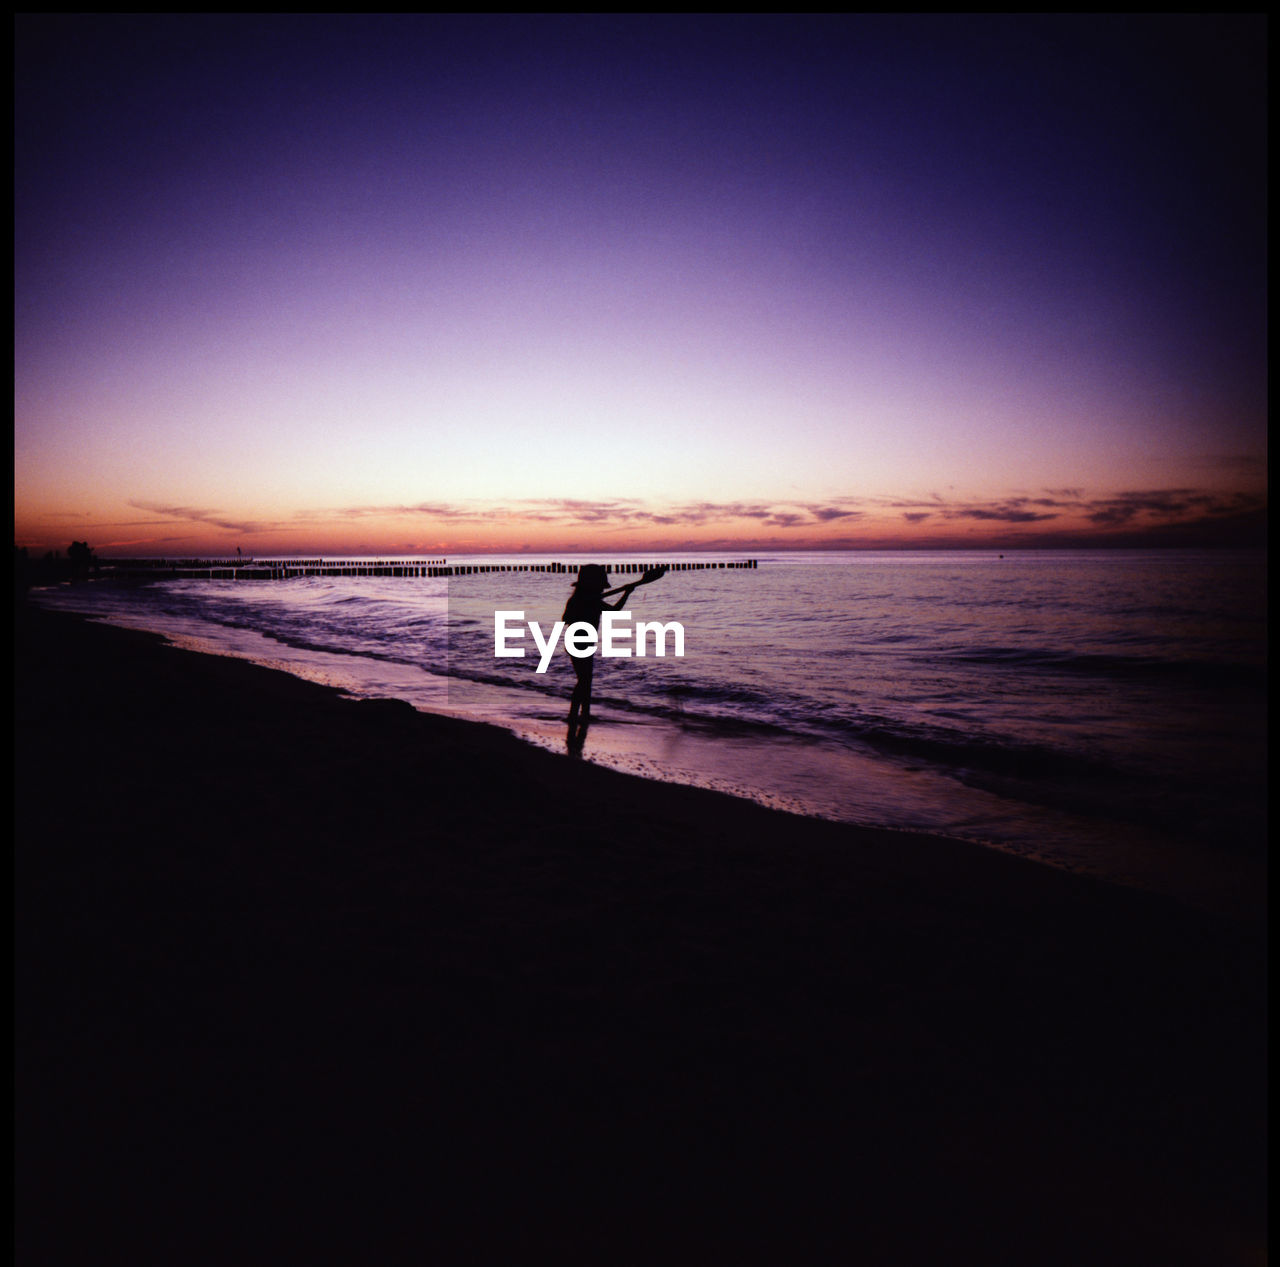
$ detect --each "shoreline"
[28,579,1266,924]
[16,600,1267,1264]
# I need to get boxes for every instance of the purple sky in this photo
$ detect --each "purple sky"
[14,15,1267,554]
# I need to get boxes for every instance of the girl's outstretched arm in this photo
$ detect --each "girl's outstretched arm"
[600,566,666,602]
[603,583,639,612]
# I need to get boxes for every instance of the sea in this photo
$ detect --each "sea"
[30,549,1267,920]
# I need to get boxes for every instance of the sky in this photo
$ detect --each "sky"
[14,14,1268,556]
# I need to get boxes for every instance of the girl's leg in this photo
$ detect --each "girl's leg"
[567,657,594,747]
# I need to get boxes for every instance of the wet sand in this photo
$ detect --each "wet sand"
[15,600,1266,1265]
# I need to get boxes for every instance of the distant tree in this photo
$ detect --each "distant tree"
[67,541,94,574]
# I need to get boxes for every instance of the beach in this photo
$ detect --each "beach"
[15,600,1266,1264]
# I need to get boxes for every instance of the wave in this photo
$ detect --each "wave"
[938,645,1264,684]
[851,721,1117,781]
[441,652,1125,790]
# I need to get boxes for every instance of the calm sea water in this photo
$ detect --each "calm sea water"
[32,550,1267,917]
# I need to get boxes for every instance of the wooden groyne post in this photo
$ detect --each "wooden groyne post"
[96,558,759,580]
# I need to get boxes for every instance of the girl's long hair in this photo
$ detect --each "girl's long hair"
[563,564,608,623]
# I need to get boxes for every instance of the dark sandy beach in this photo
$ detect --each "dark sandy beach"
[15,599,1266,1265]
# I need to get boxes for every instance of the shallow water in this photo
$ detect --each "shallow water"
[32,548,1267,918]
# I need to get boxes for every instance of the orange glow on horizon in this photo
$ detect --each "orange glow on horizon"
[14,491,1266,558]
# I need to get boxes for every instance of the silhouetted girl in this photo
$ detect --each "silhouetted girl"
[563,564,663,751]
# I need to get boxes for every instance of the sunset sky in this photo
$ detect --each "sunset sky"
[15,14,1267,556]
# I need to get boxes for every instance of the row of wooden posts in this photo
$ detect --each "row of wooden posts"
[98,558,759,580]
